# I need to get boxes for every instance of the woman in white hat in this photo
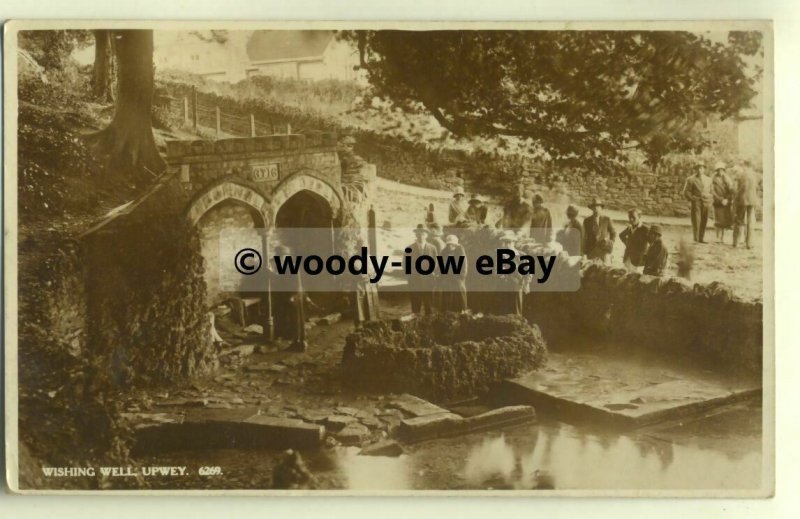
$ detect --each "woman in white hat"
[449,186,469,224]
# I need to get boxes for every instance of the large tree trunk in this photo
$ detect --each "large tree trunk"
[89,30,165,174]
[92,30,115,103]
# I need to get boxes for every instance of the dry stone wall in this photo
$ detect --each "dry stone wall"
[342,313,548,402]
[528,263,763,375]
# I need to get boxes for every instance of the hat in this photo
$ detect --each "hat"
[532,194,544,204]
[649,225,663,236]
[523,189,534,200]
[469,194,483,204]
[341,135,356,145]
[566,204,579,217]
[588,197,604,208]
[414,224,429,236]
[693,160,707,169]
[445,234,459,245]
[499,230,518,243]
[713,161,727,171]
[453,186,466,197]
[428,223,443,236]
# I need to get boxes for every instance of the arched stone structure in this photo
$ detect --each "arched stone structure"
[270,171,343,222]
[185,180,271,228]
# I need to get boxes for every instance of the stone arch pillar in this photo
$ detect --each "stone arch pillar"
[185,181,271,228]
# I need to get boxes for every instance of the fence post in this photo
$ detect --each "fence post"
[215,106,221,137]
[287,123,292,135]
[250,114,256,137]
[368,205,377,256]
[192,86,198,131]
[183,97,189,125]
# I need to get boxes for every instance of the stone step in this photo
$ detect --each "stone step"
[395,406,536,443]
[132,410,324,454]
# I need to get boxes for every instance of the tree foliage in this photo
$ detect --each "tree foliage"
[18,30,92,71]
[341,30,762,171]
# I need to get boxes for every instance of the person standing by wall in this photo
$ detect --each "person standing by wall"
[733,162,759,249]
[711,161,734,244]
[643,225,669,277]
[582,198,616,263]
[619,208,650,272]
[529,193,554,244]
[449,186,469,224]
[406,225,438,315]
[682,161,714,243]
[439,234,469,313]
[556,204,583,256]
[497,230,528,316]
[466,194,488,225]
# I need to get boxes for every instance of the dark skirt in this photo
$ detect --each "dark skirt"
[714,204,732,228]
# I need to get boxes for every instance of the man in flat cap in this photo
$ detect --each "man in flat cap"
[643,225,669,277]
[682,161,713,243]
[582,198,617,263]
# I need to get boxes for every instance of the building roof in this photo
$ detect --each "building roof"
[246,30,334,64]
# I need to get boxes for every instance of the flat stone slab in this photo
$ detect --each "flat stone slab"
[396,406,537,443]
[502,352,761,428]
[388,394,450,418]
[132,410,324,454]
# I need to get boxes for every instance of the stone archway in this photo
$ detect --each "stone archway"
[269,172,342,223]
[186,181,271,228]
[185,181,271,307]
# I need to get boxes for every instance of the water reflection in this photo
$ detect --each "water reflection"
[330,421,760,490]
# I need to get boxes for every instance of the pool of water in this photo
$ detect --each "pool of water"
[140,401,762,491]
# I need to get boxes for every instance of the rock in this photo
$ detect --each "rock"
[317,313,342,325]
[206,402,233,410]
[271,450,317,489]
[298,410,330,424]
[460,405,536,432]
[359,415,383,429]
[335,422,371,445]
[359,440,404,457]
[335,406,359,416]
[155,397,208,408]
[229,397,244,405]
[324,415,355,432]
[396,412,463,442]
[242,415,326,448]
[244,324,264,335]
[389,394,449,418]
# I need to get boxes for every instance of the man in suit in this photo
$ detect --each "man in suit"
[732,163,759,249]
[619,208,650,272]
[682,161,714,243]
[582,198,617,263]
[406,225,438,315]
[643,225,669,277]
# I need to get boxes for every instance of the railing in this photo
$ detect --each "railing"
[163,86,292,139]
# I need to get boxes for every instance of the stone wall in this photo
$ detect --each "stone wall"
[342,313,548,402]
[527,263,763,375]
[84,183,217,384]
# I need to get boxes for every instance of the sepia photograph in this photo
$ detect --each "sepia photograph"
[3,20,773,495]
